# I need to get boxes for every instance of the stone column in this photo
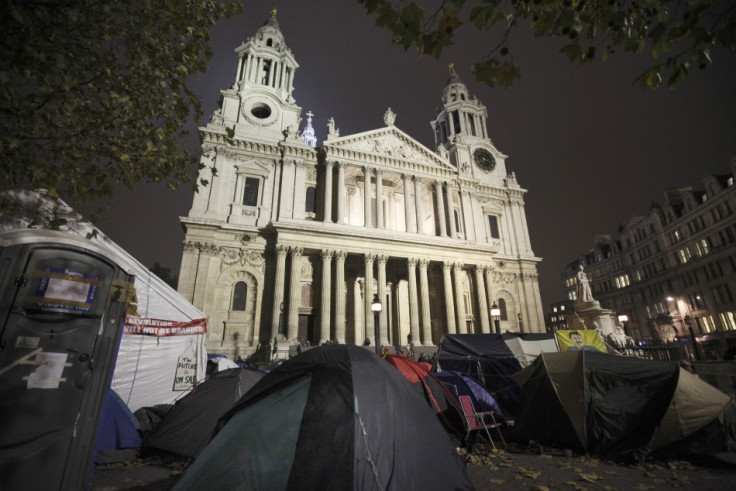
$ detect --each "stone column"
[442,262,457,335]
[475,266,491,334]
[364,254,375,345]
[418,259,433,345]
[435,180,447,237]
[376,169,384,229]
[445,182,456,237]
[363,166,372,227]
[403,174,415,232]
[377,255,388,345]
[287,246,303,341]
[336,162,346,224]
[320,250,333,343]
[334,251,347,343]
[323,161,333,223]
[270,244,288,340]
[414,177,424,234]
[407,258,421,346]
[453,263,466,333]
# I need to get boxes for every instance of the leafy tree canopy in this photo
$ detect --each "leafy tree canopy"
[0,0,241,207]
[358,0,736,88]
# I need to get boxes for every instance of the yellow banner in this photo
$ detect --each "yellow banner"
[557,329,606,353]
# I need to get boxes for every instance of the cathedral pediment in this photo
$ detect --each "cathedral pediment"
[324,127,454,173]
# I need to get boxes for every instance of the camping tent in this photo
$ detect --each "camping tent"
[434,370,508,423]
[94,389,142,461]
[502,332,559,367]
[143,367,265,458]
[436,334,522,416]
[512,351,736,459]
[174,345,473,491]
[383,354,465,438]
[0,189,208,411]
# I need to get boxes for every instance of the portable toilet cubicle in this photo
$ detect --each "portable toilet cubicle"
[0,229,135,490]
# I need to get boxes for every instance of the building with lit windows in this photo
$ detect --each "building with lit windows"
[562,159,736,358]
[176,11,545,359]
[545,300,573,332]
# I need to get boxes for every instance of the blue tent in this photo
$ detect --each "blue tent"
[95,389,141,455]
[434,370,509,422]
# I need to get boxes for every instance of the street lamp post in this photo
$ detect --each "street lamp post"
[490,302,501,335]
[371,294,382,356]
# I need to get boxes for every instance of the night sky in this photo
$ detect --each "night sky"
[95,1,736,310]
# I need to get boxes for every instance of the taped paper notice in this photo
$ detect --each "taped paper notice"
[27,352,68,389]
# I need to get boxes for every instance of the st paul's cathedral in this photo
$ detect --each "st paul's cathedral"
[177,10,545,359]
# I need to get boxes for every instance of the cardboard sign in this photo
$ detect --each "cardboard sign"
[173,355,197,391]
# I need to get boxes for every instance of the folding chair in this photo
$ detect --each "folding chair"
[458,394,506,450]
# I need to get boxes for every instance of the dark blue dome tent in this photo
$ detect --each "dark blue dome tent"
[175,345,473,490]
[435,334,522,418]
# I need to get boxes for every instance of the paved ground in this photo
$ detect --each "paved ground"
[90,444,736,490]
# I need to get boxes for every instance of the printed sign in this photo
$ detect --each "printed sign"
[29,267,101,314]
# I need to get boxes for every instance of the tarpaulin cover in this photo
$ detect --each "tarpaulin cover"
[511,351,735,459]
[502,332,559,367]
[175,345,473,491]
[436,334,522,416]
[143,367,265,458]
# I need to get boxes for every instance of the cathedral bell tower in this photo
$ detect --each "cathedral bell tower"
[218,8,302,143]
[431,64,505,182]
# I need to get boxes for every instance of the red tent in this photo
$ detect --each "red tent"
[384,355,465,438]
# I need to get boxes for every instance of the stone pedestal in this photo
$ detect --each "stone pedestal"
[567,300,617,339]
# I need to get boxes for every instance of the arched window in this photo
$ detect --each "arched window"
[499,298,508,321]
[305,186,317,213]
[232,281,247,311]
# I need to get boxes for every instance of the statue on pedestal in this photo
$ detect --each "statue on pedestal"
[576,265,594,303]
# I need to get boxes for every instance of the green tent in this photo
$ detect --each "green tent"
[512,351,735,460]
[174,345,473,490]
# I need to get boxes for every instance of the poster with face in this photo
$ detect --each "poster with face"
[556,329,606,353]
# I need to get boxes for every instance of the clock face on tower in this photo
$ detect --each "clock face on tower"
[473,148,496,172]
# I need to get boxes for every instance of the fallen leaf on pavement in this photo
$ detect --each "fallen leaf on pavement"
[579,472,601,483]
[634,484,655,490]
[518,466,541,479]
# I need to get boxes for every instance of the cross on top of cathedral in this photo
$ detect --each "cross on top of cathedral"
[270,7,277,19]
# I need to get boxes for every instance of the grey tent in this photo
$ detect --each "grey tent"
[143,367,264,458]
[511,351,735,460]
[175,345,473,490]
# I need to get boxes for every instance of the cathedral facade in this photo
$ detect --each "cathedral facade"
[177,12,545,358]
